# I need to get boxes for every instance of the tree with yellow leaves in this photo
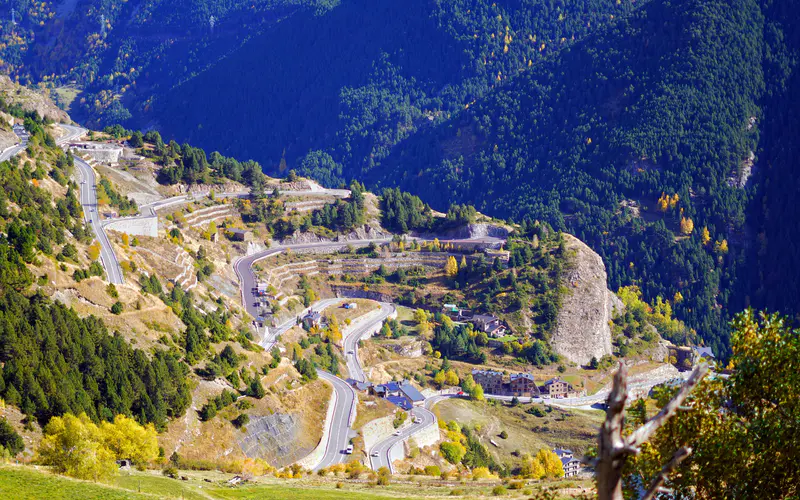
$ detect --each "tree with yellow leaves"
[714,239,729,255]
[444,255,458,277]
[680,217,694,235]
[99,414,159,466]
[38,412,159,481]
[121,233,129,246]
[445,369,460,386]
[670,193,680,209]
[520,453,546,479]
[537,448,565,478]
[434,370,446,389]
[414,308,432,337]
[327,314,342,345]
[657,193,670,212]
[701,227,711,246]
[88,241,101,261]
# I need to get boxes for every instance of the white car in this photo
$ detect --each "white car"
[393,430,401,436]
[413,418,421,424]
[370,451,379,457]
[345,445,354,455]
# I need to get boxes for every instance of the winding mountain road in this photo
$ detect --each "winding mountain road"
[74,155,125,284]
[343,303,395,382]
[56,124,126,285]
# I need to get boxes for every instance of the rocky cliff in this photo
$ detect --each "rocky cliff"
[0,76,69,123]
[551,234,617,365]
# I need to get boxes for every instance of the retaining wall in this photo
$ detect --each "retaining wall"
[105,215,158,237]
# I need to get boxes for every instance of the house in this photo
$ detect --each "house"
[371,380,426,409]
[350,380,373,392]
[470,314,507,337]
[553,449,581,477]
[543,377,573,398]
[472,369,505,395]
[692,346,716,363]
[509,373,540,398]
[225,228,252,242]
[302,311,322,329]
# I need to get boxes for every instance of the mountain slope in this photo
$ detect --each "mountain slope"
[372,0,765,354]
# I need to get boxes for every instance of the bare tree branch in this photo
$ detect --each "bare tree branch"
[641,447,692,500]
[592,363,708,500]
[626,364,708,449]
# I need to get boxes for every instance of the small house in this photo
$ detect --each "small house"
[225,228,252,242]
[470,314,507,337]
[302,311,322,329]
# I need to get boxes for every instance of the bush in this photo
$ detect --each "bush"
[499,430,508,439]
[424,465,441,477]
[232,413,250,429]
[393,410,408,429]
[492,485,507,496]
[110,301,123,314]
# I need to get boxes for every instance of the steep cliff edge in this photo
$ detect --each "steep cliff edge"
[552,234,617,365]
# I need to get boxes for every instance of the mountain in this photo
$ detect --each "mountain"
[372,0,765,355]
[3,0,798,356]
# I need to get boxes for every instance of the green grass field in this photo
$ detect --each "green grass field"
[0,466,509,500]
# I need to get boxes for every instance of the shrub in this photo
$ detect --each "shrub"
[110,301,123,314]
[499,430,508,439]
[492,485,507,496]
[162,465,178,478]
[424,465,441,477]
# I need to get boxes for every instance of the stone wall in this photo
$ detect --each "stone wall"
[362,414,396,453]
[105,215,158,237]
[551,234,615,365]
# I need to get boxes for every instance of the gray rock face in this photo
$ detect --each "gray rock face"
[236,413,311,468]
[551,234,615,365]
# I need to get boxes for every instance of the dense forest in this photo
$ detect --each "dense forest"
[370,0,766,356]
[2,0,798,357]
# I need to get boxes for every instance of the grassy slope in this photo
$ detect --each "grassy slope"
[435,398,604,460]
[0,466,497,500]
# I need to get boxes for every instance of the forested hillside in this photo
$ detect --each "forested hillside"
[3,0,798,356]
[371,0,766,355]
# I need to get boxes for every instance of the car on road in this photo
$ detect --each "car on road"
[345,445,354,455]
[393,430,401,436]
[347,350,354,355]
[370,451,379,457]
[413,417,421,424]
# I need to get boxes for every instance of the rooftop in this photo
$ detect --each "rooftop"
[398,381,425,402]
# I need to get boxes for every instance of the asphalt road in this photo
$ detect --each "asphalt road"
[343,303,395,382]
[73,154,125,284]
[313,370,358,471]
[2,122,123,285]
[369,406,437,472]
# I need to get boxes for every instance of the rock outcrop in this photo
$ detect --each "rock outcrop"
[0,75,69,123]
[551,234,616,365]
